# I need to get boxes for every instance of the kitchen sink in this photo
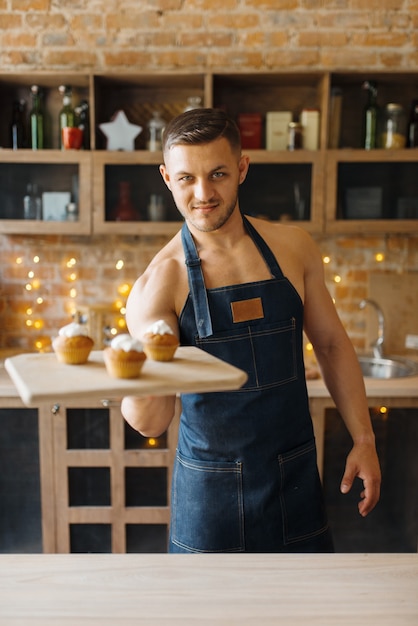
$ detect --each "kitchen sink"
[358,356,418,379]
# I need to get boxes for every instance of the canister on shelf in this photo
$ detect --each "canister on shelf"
[287,122,303,150]
[265,111,292,150]
[300,109,320,150]
[380,103,406,149]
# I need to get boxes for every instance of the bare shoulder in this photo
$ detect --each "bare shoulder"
[126,231,188,337]
[247,216,319,266]
[245,216,322,301]
[247,215,313,246]
[143,231,185,282]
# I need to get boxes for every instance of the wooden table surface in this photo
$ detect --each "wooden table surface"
[0,553,417,625]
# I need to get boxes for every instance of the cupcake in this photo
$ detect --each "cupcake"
[103,333,146,379]
[52,322,94,365]
[142,320,179,362]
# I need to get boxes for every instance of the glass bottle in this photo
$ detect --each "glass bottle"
[380,103,406,149]
[146,111,165,151]
[58,85,75,149]
[10,100,26,149]
[184,96,203,112]
[407,99,418,148]
[147,194,166,221]
[361,80,379,150]
[23,183,42,220]
[113,181,140,221]
[29,85,44,150]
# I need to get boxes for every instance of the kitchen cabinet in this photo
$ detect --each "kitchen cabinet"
[325,148,418,234]
[2,359,418,553]
[0,362,178,554]
[45,398,179,553]
[0,150,91,234]
[0,73,92,235]
[0,70,417,235]
[92,151,180,236]
[325,71,418,234]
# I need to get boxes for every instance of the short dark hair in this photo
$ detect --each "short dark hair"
[162,108,241,155]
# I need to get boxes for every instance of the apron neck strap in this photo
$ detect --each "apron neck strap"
[181,214,284,338]
[181,223,213,338]
[242,215,284,279]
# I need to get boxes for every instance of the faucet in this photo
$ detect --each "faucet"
[359,298,385,359]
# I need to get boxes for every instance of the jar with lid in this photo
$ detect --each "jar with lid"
[184,96,203,112]
[287,122,303,150]
[379,103,406,149]
[146,111,165,151]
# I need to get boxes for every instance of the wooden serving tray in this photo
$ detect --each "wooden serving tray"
[5,347,248,407]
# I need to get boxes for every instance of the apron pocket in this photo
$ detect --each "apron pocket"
[196,318,297,390]
[171,450,245,553]
[278,440,328,545]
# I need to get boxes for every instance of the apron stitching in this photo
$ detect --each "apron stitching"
[247,326,259,388]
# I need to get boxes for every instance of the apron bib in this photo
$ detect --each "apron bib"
[170,216,333,553]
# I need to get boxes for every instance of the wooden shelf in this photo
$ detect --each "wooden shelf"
[0,70,417,236]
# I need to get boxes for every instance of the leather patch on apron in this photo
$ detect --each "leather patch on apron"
[231,297,264,323]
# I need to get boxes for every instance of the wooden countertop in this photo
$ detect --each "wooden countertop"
[0,553,416,625]
[307,373,418,400]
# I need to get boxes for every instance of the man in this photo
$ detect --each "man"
[121,108,381,553]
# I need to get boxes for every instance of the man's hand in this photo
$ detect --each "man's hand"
[340,442,381,517]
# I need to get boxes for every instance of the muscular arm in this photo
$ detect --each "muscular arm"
[300,230,381,516]
[121,242,184,437]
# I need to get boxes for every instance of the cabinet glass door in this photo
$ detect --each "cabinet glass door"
[326,150,418,233]
[0,152,91,234]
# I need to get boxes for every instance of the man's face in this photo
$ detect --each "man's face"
[160,137,249,233]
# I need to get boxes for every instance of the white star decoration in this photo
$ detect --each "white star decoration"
[99,110,142,151]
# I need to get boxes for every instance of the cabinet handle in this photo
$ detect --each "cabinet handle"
[51,403,60,415]
[101,399,121,408]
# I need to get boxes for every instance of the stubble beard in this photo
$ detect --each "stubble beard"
[179,190,240,233]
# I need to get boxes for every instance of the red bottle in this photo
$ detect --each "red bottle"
[113,181,140,221]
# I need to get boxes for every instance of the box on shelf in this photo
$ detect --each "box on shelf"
[266,111,292,150]
[42,192,71,221]
[345,187,382,219]
[238,113,263,149]
[300,109,320,150]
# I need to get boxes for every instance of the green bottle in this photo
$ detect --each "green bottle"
[362,80,379,150]
[58,85,75,149]
[30,85,44,150]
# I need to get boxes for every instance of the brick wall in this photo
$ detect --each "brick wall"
[1,1,418,352]
[0,0,417,72]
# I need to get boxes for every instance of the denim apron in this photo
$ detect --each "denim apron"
[169,216,333,553]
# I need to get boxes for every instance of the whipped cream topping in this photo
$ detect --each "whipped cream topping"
[110,333,143,352]
[145,320,175,335]
[58,322,90,338]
